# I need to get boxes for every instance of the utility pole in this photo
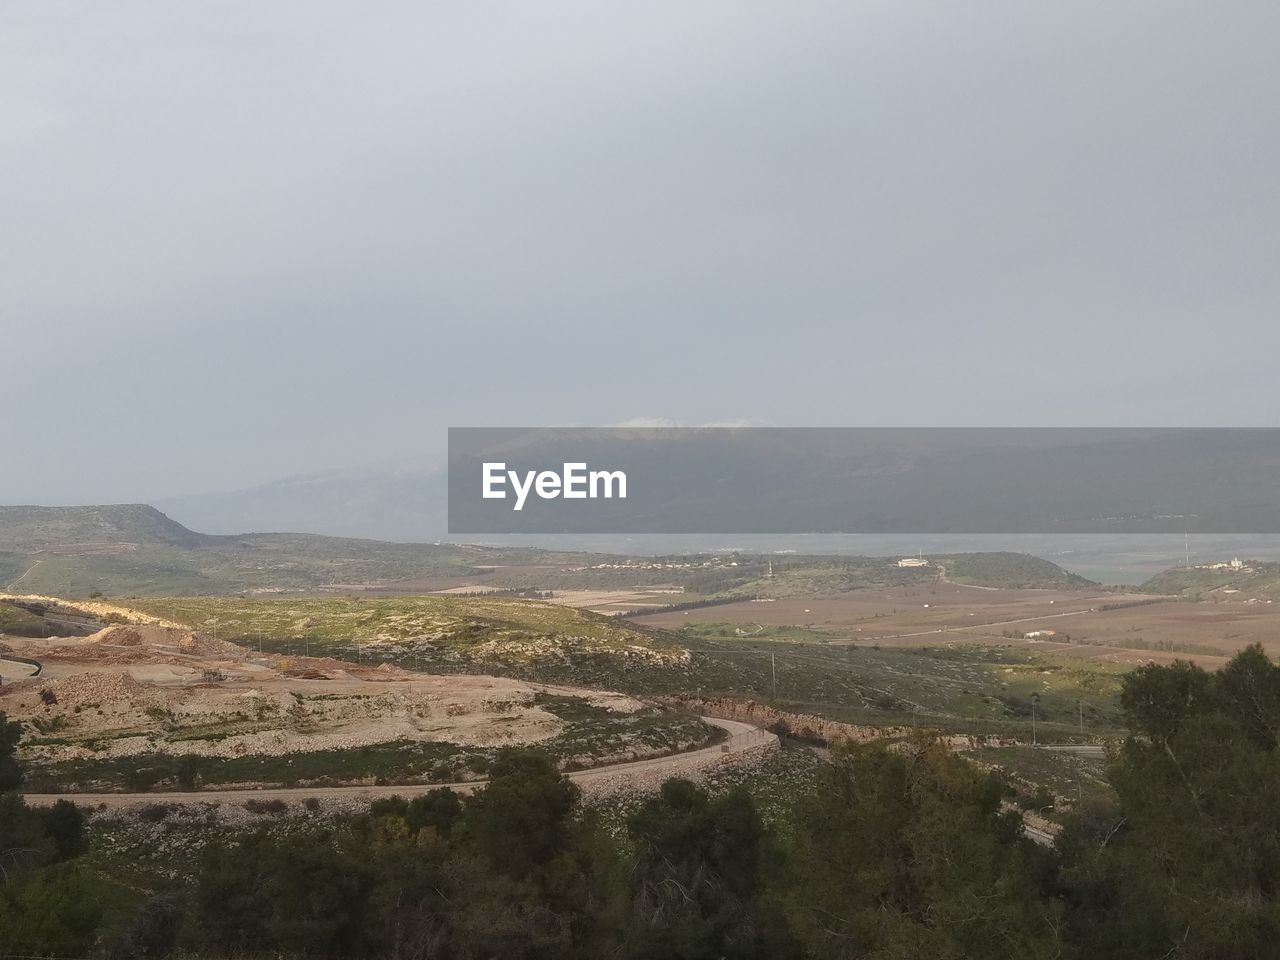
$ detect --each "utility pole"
[1078,698,1084,736]
[1031,692,1040,746]
[770,652,777,700]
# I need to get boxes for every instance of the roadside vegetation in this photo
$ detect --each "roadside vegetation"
[0,600,47,637]
[20,698,718,794]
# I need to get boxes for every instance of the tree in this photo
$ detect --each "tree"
[0,714,21,792]
[786,737,1063,959]
[38,800,87,862]
[624,778,797,959]
[0,863,117,957]
[1061,645,1280,958]
[463,748,581,879]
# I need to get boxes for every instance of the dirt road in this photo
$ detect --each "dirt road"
[4,560,42,591]
[21,717,775,809]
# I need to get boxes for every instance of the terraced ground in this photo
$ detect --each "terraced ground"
[0,598,717,794]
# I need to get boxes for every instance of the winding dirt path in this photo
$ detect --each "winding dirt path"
[21,717,776,809]
[4,560,42,592]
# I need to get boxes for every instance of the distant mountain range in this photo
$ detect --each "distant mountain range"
[155,467,450,541]
[154,428,1280,542]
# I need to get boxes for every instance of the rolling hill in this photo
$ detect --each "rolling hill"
[0,504,1097,599]
[0,504,519,597]
[1141,560,1280,600]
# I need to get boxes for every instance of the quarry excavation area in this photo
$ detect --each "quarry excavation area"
[0,622,728,789]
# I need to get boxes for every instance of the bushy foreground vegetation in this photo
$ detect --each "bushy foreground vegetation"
[6,644,1280,958]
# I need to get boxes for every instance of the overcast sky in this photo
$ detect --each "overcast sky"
[3,1,1278,504]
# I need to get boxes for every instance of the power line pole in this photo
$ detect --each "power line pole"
[770,652,777,700]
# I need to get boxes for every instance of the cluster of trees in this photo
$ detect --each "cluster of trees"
[1059,644,1280,956]
[0,713,116,955]
[5,643,1280,958]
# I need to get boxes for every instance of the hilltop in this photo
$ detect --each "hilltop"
[0,503,216,551]
[1141,560,1280,600]
[0,504,527,597]
[936,552,1098,590]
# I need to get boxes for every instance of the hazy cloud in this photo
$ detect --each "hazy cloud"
[3,1,1278,503]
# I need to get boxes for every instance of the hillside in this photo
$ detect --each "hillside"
[0,503,215,551]
[93,594,690,666]
[938,552,1099,590]
[1141,560,1280,599]
[0,504,1097,600]
[0,504,538,597]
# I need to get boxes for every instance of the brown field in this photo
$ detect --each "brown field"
[629,583,1280,668]
[631,584,1131,636]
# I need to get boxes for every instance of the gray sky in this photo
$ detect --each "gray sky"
[4,1,1279,504]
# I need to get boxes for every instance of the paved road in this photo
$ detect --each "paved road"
[22,717,774,809]
[1037,743,1107,758]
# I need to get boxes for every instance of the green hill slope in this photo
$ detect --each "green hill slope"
[1141,560,1280,599]
[939,552,1099,590]
[113,594,689,665]
[0,503,214,550]
[0,505,1096,600]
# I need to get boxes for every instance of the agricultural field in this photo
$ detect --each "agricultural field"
[627,578,1280,668]
[672,638,1130,738]
[630,583,1144,643]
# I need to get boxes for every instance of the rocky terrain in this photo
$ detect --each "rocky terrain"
[0,614,712,791]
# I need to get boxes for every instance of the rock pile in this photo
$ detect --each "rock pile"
[84,624,248,659]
